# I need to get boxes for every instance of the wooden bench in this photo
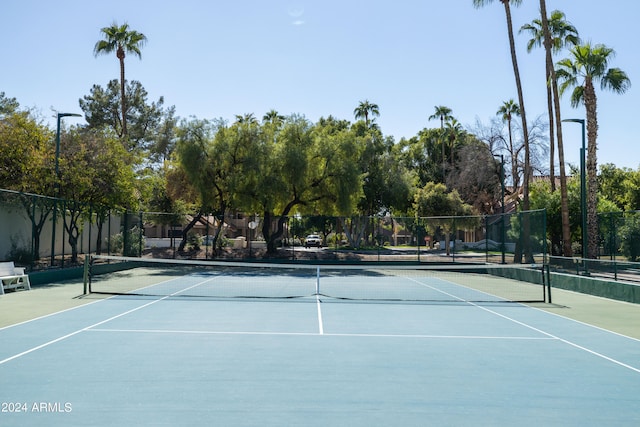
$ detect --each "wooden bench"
[0,262,31,295]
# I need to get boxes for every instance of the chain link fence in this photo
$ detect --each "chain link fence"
[17,187,640,272]
[1,188,556,269]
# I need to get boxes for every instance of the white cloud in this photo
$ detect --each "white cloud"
[287,6,304,18]
[287,4,305,25]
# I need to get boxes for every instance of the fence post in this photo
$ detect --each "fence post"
[138,211,143,257]
[30,194,36,266]
[485,215,489,264]
[61,200,66,268]
[83,255,89,295]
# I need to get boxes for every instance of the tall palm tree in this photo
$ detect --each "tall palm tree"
[556,43,631,259]
[520,9,579,188]
[521,7,579,256]
[94,22,147,138]
[473,1,531,214]
[353,100,380,127]
[474,0,532,262]
[496,99,521,190]
[428,106,453,183]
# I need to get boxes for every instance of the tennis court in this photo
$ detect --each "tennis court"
[1,258,639,426]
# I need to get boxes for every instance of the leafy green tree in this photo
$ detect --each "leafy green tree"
[57,127,137,262]
[557,42,631,258]
[397,129,443,187]
[94,22,147,138]
[599,164,640,211]
[531,168,619,256]
[317,115,351,132]
[140,165,190,240]
[351,128,414,244]
[413,182,475,255]
[235,116,363,253]
[382,144,417,215]
[0,110,55,259]
[356,127,391,215]
[622,170,640,211]
[619,213,640,262]
[530,178,562,253]
[0,92,20,115]
[175,118,233,252]
[0,112,51,191]
[149,105,178,163]
[530,177,587,255]
[79,80,170,156]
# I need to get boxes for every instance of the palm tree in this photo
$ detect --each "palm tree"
[444,118,463,172]
[428,106,453,182]
[557,43,631,258]
[496,99,521,190]
[234,113,258,124]
[428,105,453,130]
[94,23,147,138]
[473,0,532,262]
[353,100,380,127]
[263,109,285,126]
[521,7,579,256]
[520,9,579,188]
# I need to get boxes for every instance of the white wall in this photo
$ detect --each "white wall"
[0,202,121,261]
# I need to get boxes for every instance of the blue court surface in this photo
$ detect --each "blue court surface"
[1,267,640,426]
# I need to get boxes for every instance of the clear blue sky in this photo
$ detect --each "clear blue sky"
[3,0,638,169]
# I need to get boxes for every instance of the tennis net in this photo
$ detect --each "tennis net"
[85,255,550,303]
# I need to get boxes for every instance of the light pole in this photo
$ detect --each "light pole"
[50,112,82,266]
[562,118,587,260]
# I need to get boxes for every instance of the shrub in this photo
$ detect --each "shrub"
[108,226,146,256]
[619,214,640,262]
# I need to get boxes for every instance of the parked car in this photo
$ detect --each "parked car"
[304,234,322,248]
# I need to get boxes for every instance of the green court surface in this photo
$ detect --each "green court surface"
[1,268,639,426]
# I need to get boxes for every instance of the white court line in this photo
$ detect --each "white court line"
[473,302,640,374]
[86,328,555,340]
[0,272,215,332]
[315,266,324,335]
[0,298,105,331]
[0,279,212,366]
[316,295,324,335]
[404,275,640,375]
[3,273,639,375]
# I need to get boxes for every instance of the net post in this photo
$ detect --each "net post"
[83,255,90,295]
[316,266,320,295]
[545,264,552,304]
